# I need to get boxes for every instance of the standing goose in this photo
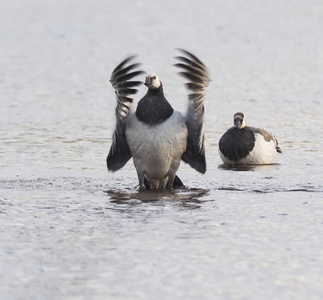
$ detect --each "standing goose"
[107,49,210,190]
[219,112,282,165]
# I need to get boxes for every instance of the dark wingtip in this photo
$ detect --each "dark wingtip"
[175,48,204,65]
[111,55,138,74]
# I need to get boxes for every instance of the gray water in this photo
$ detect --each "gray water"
[1,0,322,299]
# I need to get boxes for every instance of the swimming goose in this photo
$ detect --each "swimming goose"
[219,112,282,165]
[107,49,209,190]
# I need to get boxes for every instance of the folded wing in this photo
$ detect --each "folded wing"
[107,56,145,171]
[174,49,210,173]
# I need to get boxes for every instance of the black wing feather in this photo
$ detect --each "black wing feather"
[174,49,210,173]
[107,56,144,171]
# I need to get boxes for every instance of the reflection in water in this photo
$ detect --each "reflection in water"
[218,163,280,172]
[105,187,209,207]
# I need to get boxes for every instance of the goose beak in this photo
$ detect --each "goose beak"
[234,119,241,128]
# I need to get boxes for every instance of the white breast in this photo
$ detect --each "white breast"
[125,111,188,180]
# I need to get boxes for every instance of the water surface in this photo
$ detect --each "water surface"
[0,0,322,299]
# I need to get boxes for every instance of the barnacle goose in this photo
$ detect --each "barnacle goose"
[107,49,210,190]
[219,112,282,165]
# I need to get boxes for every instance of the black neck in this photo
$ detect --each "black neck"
[136,82,174,126]
[146,83,164,96]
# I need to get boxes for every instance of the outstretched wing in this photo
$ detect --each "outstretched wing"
[107,56,145,171]
[174,49,210,173]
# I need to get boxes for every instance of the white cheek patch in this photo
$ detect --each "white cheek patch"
[152,78,161,89]
[146,73,161,89]
[240,118,246,128]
